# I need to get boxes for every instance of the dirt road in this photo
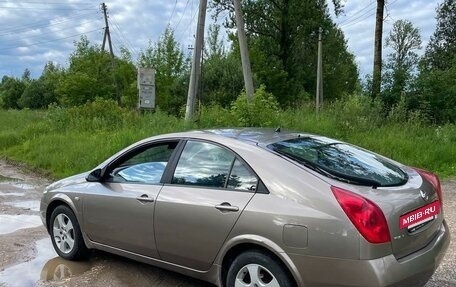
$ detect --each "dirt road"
[0,160,454,287]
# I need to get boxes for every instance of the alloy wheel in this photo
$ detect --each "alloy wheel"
[235,263,280,287]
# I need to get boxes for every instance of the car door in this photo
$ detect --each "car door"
[154,140,258,271]
[83,140,179,258]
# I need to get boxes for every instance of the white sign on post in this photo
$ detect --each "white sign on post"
[137,68,156,109]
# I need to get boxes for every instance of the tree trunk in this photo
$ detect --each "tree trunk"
[372,0,385,99]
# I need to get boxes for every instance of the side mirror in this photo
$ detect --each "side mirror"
[86,168,103,182]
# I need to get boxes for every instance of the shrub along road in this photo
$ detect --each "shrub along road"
[0,160,454,287]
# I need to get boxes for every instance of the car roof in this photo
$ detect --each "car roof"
[160,128,327,146]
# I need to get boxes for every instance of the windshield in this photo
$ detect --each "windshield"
[267,137,408,187]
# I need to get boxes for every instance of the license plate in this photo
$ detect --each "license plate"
[399,201,440,229]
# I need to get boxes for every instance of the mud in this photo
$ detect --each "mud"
[0,160,454,287]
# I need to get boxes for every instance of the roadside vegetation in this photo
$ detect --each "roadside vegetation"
[0,95,454,179]
[0,0,455,179]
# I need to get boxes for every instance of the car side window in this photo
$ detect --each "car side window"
[109,142,177,184]
[172,141,235,188]
[228,159,258,191]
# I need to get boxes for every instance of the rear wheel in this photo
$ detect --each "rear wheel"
[50,205,88,260]
[226,250,294,287]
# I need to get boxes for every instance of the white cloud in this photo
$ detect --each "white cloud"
[0,0,441,80]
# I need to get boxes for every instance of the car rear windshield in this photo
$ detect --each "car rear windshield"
[267,137,408,187]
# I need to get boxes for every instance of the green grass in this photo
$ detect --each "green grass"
[0,102,455,179]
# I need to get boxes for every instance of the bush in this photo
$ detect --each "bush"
[47,98,137,132]
[230,85,280,127]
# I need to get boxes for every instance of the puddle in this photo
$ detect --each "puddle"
[0,238,92,287]
[0,215,42,234]
[3,201,40,212]
[8,183,37,190]
[40,257,92,282]
[0,238,56,287]
[0,192,25,197]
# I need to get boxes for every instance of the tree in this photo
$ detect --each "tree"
[382,20,421,108]
[0,76,26,109]
[115,47,138,108]
[421,0,456,71]
[202,25,244,106]
[21,68,31,83]
[56,36,130,106]
[139,27,190,114]
[372,0,385,99]
[416,0,456,123]
[212,0,358,106]
[204,24,225,59]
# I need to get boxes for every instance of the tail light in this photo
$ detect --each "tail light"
[331,186,391,244]
[414,167,443,209]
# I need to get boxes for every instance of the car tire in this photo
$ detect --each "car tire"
[226,250,295,287]
[50,205,88,260]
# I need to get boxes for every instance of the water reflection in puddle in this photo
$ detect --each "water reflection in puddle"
[4,200,40,212]
[0,238,92,287]
[0,238,56,287]
[40,257,92,282]
[0,192,25,197]
[8,183,37,190]
[0,215,42,234]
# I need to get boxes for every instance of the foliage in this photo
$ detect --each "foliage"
[0,76,26,109]
[1,102,456,179]
[230,85,280,127]
[382,20,422,108]
[421,0,456,71]
[201,24,244,107]
[139,27,190,115]
[55,36,136,107]
[416,57,456,123]
[47,98,137,132]
[212,0,359,106]
[416,0,456,123]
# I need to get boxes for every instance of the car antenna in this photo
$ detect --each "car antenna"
[275,127,281,133]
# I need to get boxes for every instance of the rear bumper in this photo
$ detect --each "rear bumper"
[289,220,450,287]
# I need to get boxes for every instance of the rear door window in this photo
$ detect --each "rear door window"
[171,141,258,191]
[172,141,235,188]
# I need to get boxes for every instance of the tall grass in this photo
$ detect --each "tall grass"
[0,96,455,179]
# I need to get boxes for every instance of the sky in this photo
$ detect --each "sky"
[0,0,441,79]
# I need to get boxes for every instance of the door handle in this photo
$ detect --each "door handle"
[215,203,239,212]
[136,194,155,203]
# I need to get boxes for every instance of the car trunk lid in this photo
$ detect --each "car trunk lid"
[350,168,443,259]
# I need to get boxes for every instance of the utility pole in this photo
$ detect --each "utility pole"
[316,27,323,113]
[233,0,254,102]
[101,2,120,104]
[185,0,207,123]
[372,0,385,99]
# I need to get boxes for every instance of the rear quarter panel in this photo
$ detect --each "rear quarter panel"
[217,138,361,260]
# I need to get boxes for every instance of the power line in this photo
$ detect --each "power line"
[176,0,199,42]
[3,18,101,44]
[0,1,93,4]
[166,0,178,28]
[173,0,191,32]
[0,28,102,51]
[338,1,376,25]
[109,15,138,56]
[0,16,101,38]
[339,0,400,28]
[0,6,97,10]
[0,10,98,35]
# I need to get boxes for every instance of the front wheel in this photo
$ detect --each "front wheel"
[226,250,295,287]
[50,205,88,260]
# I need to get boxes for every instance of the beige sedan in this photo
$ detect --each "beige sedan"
[40,129,450,287]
